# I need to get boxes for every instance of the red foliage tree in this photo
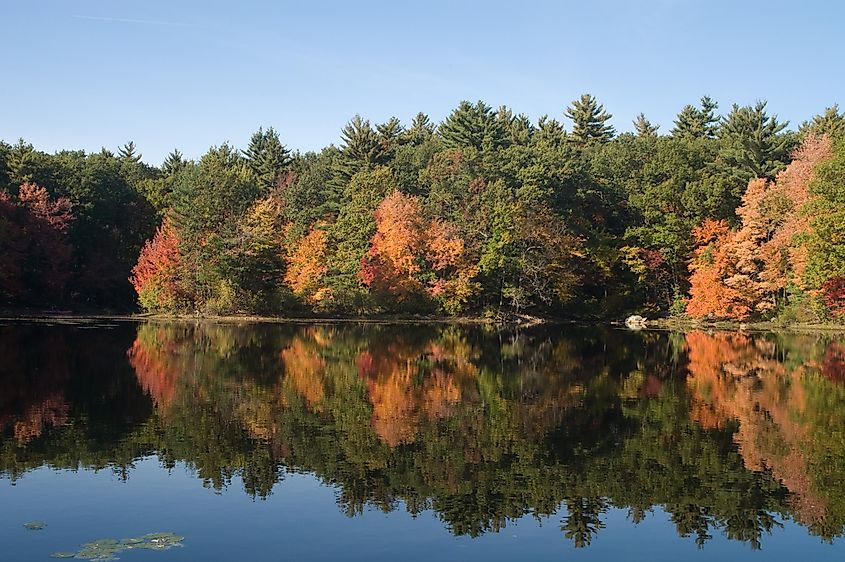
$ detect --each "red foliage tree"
[821,276,845,317]
[130,218,182,311]
[0,183,73,305]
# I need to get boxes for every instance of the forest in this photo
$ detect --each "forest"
[1,95,844,321]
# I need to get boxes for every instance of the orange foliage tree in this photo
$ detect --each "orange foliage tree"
[426,219,479,314]
[686,219,751,319]
[759,135,832,287]
[687,136,833,320]
[284,223,330,305]
[360,190,427,306]
[360,191,479,312]
[130,218,182,311]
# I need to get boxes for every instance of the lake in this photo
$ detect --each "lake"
[1,320,844,561]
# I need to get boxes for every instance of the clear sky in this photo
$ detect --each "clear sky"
[2,0,842,164]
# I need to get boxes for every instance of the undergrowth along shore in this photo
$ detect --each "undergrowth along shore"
[3,310,845,333]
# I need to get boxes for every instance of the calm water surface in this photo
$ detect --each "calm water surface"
[2,321,845,560]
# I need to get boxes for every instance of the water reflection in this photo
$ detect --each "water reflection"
[2,322,845,549]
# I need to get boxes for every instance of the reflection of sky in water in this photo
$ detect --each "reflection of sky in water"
[1,457,839,561]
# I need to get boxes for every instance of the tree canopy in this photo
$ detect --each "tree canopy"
[1,96,843,322]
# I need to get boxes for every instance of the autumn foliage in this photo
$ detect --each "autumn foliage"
[360,190,479,312]
[821,276,845,317]
[130,218,182,311]
[360,191,428,305]
[687,136,833,320]
[686,219,750,319]
[0,183,73,305]
[284,223,330,305]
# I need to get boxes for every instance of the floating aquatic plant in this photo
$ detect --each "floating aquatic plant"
[23,521,46,530]
[51,532,184,561]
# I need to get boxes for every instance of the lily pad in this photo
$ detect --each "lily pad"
[23,521,46,530]
[52,532,184,561]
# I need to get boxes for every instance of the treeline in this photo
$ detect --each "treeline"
[2,96,844,318]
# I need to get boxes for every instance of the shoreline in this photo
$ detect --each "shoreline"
[0,311,549,327]
[646,316,845,333]
[2,311,845,333]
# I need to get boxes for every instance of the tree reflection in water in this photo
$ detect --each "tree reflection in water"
[2,322,845,549]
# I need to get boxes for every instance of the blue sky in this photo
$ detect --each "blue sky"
[2,0,842,164]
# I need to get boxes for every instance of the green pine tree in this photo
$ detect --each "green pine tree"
[376,117,404,161]
[244,127,291,191]
[565,94,615,145]
[497,106,534,145]
[671,96,719,139]
[118,141,142,163]
[718,100,791,179]
[5,138,35,185]
[334,115,388,185]
[800,105,845,139]
[439,100,507,151]
[326,166,396,310]
[162,149,186,176]
[534,115,567,147]
[285,147,343,236]
[633,113,659,137]
[403,112,435,144]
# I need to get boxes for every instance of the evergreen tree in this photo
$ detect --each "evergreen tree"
[565,94,615,145]
[534,116,567,147]
[403,112,435,144]
[376,117,404,146]
[118,141,142,163]
[376,117,405,162]
[326,166,396,309]
[244,127,291,191]
[0,140,9,189]
[162,149,186,176]
[138,149,189,216]
[334,115,387,184]
[718,101,791,179]
[671,96,719,139]
[170,144,258,308]
[699,95,719,136]
[633,113,659,137]
[497,106,534,145]
[5,138,36,185]
[285,148,343,236]
[801,105,845,139]
[439,100,507,151]
[172,144,254,235]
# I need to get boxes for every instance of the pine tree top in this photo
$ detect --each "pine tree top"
[565,94,614,145]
